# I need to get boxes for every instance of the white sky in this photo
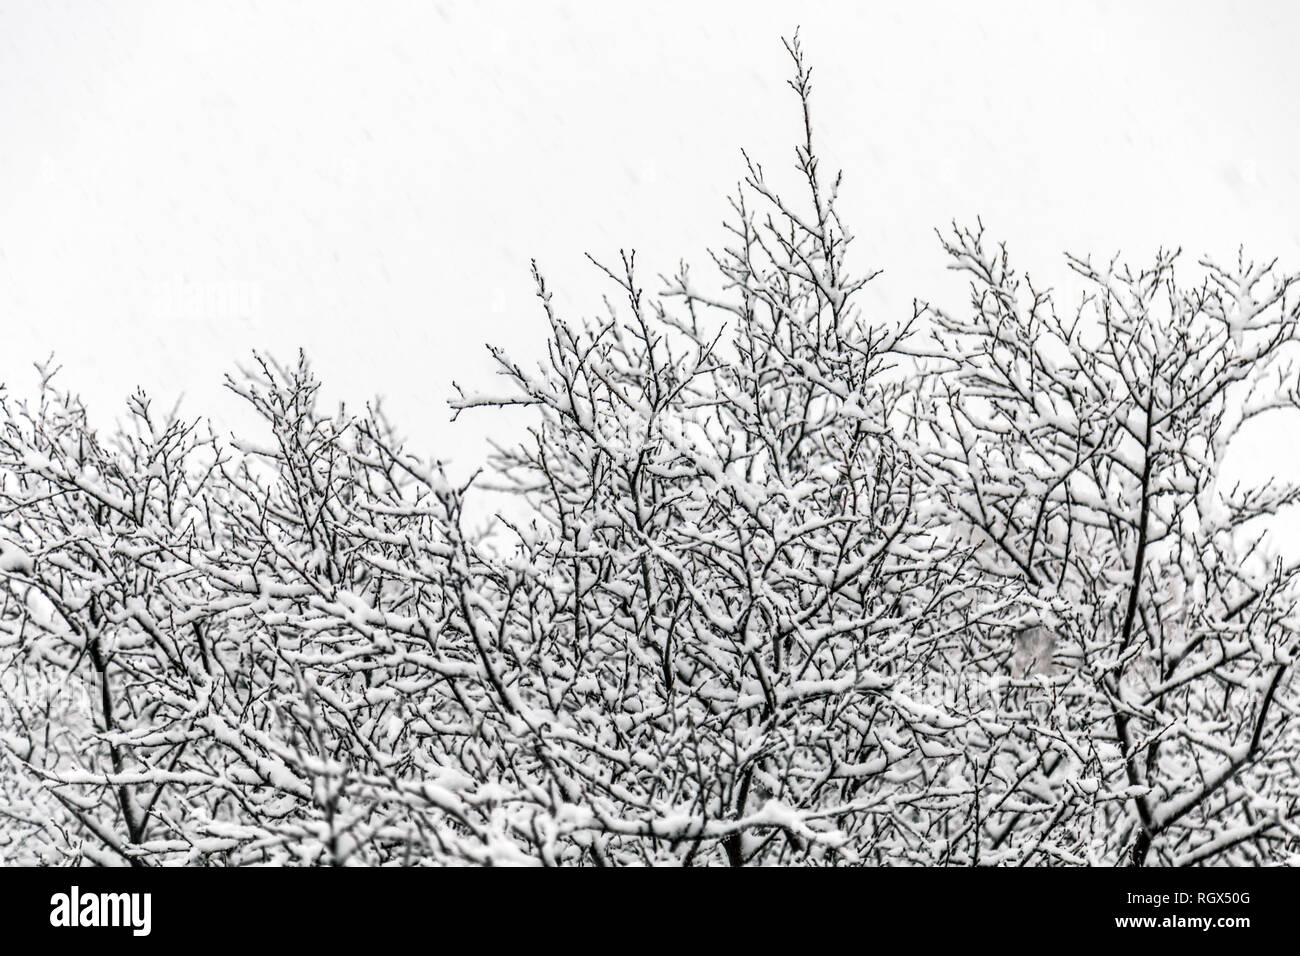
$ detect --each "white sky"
[3,1,1299,493]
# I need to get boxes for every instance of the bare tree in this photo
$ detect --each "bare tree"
[0,35,1297,867]
[920,224,1300,864]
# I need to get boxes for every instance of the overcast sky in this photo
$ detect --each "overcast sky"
[3,1,1299,493]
